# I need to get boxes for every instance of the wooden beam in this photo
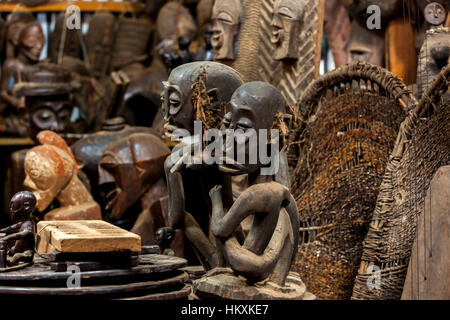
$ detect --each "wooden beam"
[0,137,34,146]
[385,17,417,85]
[0,1,144,13]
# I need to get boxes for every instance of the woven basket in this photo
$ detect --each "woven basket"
[291,62,415,300]
[352,64,450,300]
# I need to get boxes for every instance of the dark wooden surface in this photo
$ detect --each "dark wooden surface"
[0,270,189,296]
[0,254,187,281]
[0,254,190,299]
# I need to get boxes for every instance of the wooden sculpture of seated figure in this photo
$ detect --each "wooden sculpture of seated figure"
[193,82,313,299]
[0,191,36,266]
[23,130,102,221]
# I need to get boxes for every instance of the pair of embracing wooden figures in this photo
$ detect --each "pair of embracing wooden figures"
[161,61,313,299]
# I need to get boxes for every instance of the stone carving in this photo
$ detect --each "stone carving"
[24,130,102,221]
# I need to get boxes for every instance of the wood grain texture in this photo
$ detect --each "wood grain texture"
[385,17,417,85]
[233,0,264,82]
[36,220,141,254]
[258,0,282,85]
[258,0,324,107]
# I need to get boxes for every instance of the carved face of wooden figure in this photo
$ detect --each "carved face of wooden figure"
[219,82,285,175]
[18,22,44,62]
[420,1,448,26]
[27,95,73,137]
[161,62,244,140]
[211,0,242,60]
[271,0,304,61]
[10,191,36,221]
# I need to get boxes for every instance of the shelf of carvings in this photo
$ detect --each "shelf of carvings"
[0,1,144,13]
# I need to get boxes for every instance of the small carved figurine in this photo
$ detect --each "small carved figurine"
[1,21,44,110]
[24,130,102,221]
[12,63,80,138]
[0,191,36,266]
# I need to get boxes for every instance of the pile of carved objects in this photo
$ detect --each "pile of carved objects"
[0,0,448,301]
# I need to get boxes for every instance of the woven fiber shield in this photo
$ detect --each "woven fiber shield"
[352,64,450,300]
[291,62,415,299]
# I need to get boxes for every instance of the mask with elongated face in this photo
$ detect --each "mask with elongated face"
[211,0,242,60]
[9,191,36,222]
[161,62,244,140]
[219,82,286,175]
[271,0,304,61]
[98,133,170,221]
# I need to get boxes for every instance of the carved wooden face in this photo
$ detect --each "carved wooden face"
[9,191,36,221]
[219,82,284,175]
[27,95,73,137]
[161,62,244,141]
[211,0,242,60]
[19,22,44,62]
[271,0,304,60]
[98,134,169,221]
[346,20,384,66]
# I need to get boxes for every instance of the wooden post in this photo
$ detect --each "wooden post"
[385,17,417,85]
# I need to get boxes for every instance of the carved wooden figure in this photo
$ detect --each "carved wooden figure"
[193,82,313,300]
[24,130,102,221]
[162,62,243,269]
[72,118,156,209]
[12,63,80,138]
[98,133,170,245]
[1,21,44,111]
[258,0,323,105]
[4,12,36,60]
[0,191,36,266]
